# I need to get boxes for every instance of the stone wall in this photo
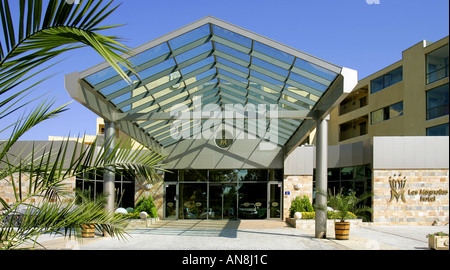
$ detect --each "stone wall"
[283,175,313,220]
[373,169,449,225]
[134,180,164,218]
[0,173,76,207]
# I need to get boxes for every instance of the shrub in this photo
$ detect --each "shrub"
[134,195,158,218]
[289,196,314,218]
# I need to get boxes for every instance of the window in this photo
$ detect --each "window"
[426,44,449,84]
[427,123,449,136]
[426,83,449,120]
[370,101,403,124]
[370,67,403,94]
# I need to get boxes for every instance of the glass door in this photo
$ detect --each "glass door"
[164,183,178,219]
[268,182,281,219]
[208,184,237,219]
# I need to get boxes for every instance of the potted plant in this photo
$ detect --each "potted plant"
[327,188,372,240]
[427,232,449,250]
[75,188,107,238]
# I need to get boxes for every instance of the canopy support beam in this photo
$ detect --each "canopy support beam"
[315,114,329,239]
[103,120,116,214]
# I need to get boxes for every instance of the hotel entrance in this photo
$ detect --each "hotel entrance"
[163,169,283,220]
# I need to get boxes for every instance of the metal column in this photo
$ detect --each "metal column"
[315,115,329,238]
[103,120,116,213]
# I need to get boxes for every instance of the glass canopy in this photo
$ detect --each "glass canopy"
[78,17,343,148]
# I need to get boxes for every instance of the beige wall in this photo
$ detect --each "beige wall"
[327,36,449,146]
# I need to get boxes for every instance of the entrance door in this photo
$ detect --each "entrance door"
[268,182,282,219]
[209,184,237,219]
[164,183,178,219]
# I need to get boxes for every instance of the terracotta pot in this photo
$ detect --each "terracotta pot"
[335,222,350,240]
[81,224,95,238]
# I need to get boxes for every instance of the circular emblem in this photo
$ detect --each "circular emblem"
[215,129,233,149]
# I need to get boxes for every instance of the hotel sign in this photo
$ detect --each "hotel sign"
[389,174,448,203]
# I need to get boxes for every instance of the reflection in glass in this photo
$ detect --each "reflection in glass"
[209,184,237,219]
[238,183,267,219]
[269,184,281,218]
[165,184,177,219]
[179,183,207,219]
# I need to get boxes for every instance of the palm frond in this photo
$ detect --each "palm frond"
[0,0,136,111]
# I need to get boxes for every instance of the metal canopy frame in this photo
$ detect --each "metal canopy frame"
[65,16,357,156]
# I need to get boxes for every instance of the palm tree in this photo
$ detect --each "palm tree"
[0,0,164,249]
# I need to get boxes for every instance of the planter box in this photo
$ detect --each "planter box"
[124,217,160,229]
[286,218,363,230]
[428,236,449,250]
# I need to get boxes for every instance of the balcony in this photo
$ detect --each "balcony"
[339,88,368,116]
[426,44,449,85]
[339,115,369,142]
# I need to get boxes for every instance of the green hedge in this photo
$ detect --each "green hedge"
[295,211,357,220]
[289,196,314,218]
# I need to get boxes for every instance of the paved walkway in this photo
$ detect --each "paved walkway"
[31,219,449,250]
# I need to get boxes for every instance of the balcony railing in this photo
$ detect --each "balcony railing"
[427,104,449,120]
[427,64,449,84]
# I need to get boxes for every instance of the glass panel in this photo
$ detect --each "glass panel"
[209,170,239,182]
[269,183,281,218]
[194,68,216,81]
[355,166,365,179]
[340,167,354,180]
[238,183,267,219]
[213,25,252,48]
[175,42,213,63]
[217,56,249,74]
[179,183,207,219]
[294,58,338,82]
[252,57,289,77]
[218,68,247,82]
[327,168,340,181]
[131,43,171,66]
[370,76,384,94]
[208,184,237,219]
[251,70,284,89]
[426,83,449,120]
[238,169,268,182]
[183,170,208,181]
[138,58,176,80]
[389,102,403,119]
[274,169,284,181]
[371,108,384,124]
[169,24,210,50]
[288,72,328,92]
[253,41,294,64]
[180,56,214,75]
[223,185,238,219]
[215,43,251,62]
[426,44,449,84]
[390,66,403,85]
[165,170,179,181]
[165,184,177,219]
[84,66,117,86]
[208,185,223,219]
[426,123,449,136]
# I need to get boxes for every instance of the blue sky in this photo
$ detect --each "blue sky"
[2,0,449,141]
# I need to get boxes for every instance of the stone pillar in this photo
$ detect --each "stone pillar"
[103,120,116,213]
[315,115,329,238]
